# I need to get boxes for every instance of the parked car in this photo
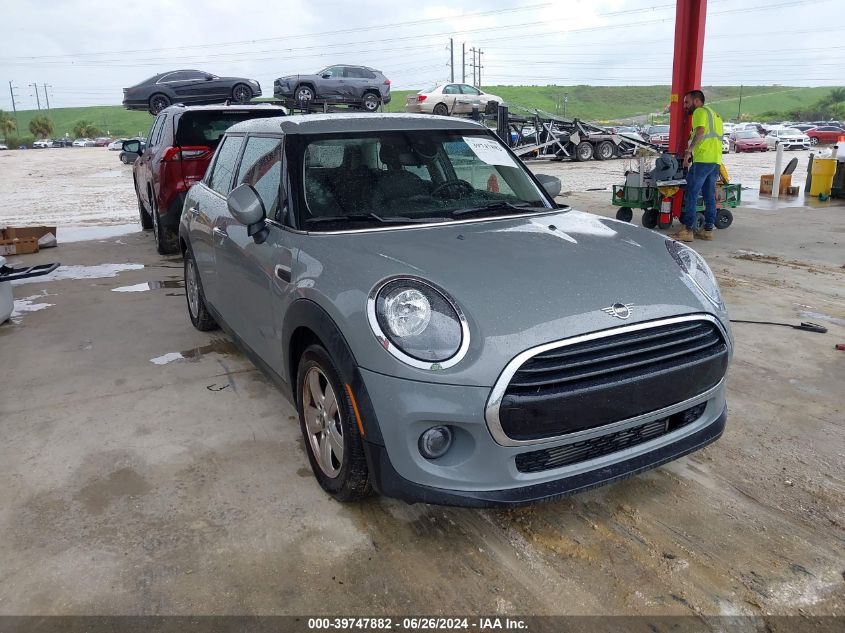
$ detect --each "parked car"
[72,138,95,147]
[405,83,502,116]
[119,141,144,164]
[765,128,810,150]
[52,138,73,148]
[790,124,816,133]
[33,139,52,148]
[0,143,7,150]
[730,130,767,153]
[123,70,262,115]
[643,125,670,148]
[805,125,845,146]
[178,113,732,507]
[721,136,730,153]
[128,103,287,254]
[616,126,645,143]
[274,65,391,111]
[108,139,127,151]
[94,137,112,147]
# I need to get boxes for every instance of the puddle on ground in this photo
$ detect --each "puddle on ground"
[58,224,141,243]
[112,280,184,292]
[741,188,839,211]
[799,310,845,327]
[150,338,240,365]
[12,263,144,285]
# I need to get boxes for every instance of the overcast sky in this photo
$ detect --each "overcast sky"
[2,0,843,110]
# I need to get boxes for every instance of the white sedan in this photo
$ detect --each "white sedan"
[405,83,502,116]
[107,139,126,151]
[72,138,95,147]
[765,128,810,150]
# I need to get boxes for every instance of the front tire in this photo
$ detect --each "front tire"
[296,345,371,502]
[716,208,733,229]
[810,137,819,146]
[184,247,218,331]
[232,83,252,104]
[642,209,658,229]
[295,85,315,106]
[615,206,633,222]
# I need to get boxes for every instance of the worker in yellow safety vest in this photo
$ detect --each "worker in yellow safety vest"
[670,89,724,243]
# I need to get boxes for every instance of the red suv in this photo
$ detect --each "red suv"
[128,104,287,254]
[806,125,845,146]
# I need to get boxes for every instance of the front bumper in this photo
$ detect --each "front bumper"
[359,366,728,507]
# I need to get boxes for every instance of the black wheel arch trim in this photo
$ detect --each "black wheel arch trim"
[282,299,385,445]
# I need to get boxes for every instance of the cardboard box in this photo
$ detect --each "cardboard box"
[760,174,792,195]
[0,237,39,256]
[2,226,57,248]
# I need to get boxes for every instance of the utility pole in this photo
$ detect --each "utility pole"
[449,38,454,83]
[470,47,477,87]
[42,83,51,110]
[8,81,21,134]
[737,84,743,121]
[477,49,483,88]
[462,42,466,83]
[30,83,41,110]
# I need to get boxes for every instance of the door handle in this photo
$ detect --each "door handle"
[188,206,200,216]
[274,264,291,283]
[212,227,227,240]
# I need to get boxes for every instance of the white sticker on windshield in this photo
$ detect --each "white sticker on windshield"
[462,136,518,168]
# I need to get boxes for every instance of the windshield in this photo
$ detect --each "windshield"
[287,130,552,231]
[649,125,669,134]
[738,131,760,139]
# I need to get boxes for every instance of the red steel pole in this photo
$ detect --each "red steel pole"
[668,0,707,156]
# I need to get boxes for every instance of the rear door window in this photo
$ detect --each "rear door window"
[236,137,283,219]
[208,135,245,195]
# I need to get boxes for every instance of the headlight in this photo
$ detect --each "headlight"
[666,240,724,309]
[367,278,469,369]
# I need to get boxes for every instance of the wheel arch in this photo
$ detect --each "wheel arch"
[283,299,385,445]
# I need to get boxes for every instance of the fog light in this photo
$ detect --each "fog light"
[418,426,453,459]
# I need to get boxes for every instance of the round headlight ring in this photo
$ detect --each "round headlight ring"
[367,277,470,370]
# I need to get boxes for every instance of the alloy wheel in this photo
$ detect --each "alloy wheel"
[302,367,344,478]
[233,85,251,103]
[296,87,314,102]
[185,257,200,318]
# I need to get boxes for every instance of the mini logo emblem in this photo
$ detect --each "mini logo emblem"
[602,303,634,320]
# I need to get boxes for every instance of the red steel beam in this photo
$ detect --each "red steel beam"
[668,0,708,156]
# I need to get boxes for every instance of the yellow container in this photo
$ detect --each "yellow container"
[809,158,837,196]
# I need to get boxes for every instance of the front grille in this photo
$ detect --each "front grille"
[498,318,728,441]
[514,403,707,473]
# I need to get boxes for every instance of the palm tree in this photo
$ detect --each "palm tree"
[828,88,845,104]
[72,120,100,138]
[28,114,55,139]
[0,110,16,138]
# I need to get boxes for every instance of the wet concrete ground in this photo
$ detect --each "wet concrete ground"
[0,159,843,618]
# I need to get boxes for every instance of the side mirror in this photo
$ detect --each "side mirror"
[123,140,141,154]
[204,74,214,81]
[536,174,562,199]
[227,184,269,243]
[321,73,331,79]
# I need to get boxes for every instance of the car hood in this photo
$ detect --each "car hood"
[301,209,723,386]
[277,74,318,82]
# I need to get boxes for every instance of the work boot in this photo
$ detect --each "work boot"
[669,225,694,242]
[694,227,713,241]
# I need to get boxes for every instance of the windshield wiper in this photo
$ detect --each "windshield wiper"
[450,201,541,217]
[305,213,430,225]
